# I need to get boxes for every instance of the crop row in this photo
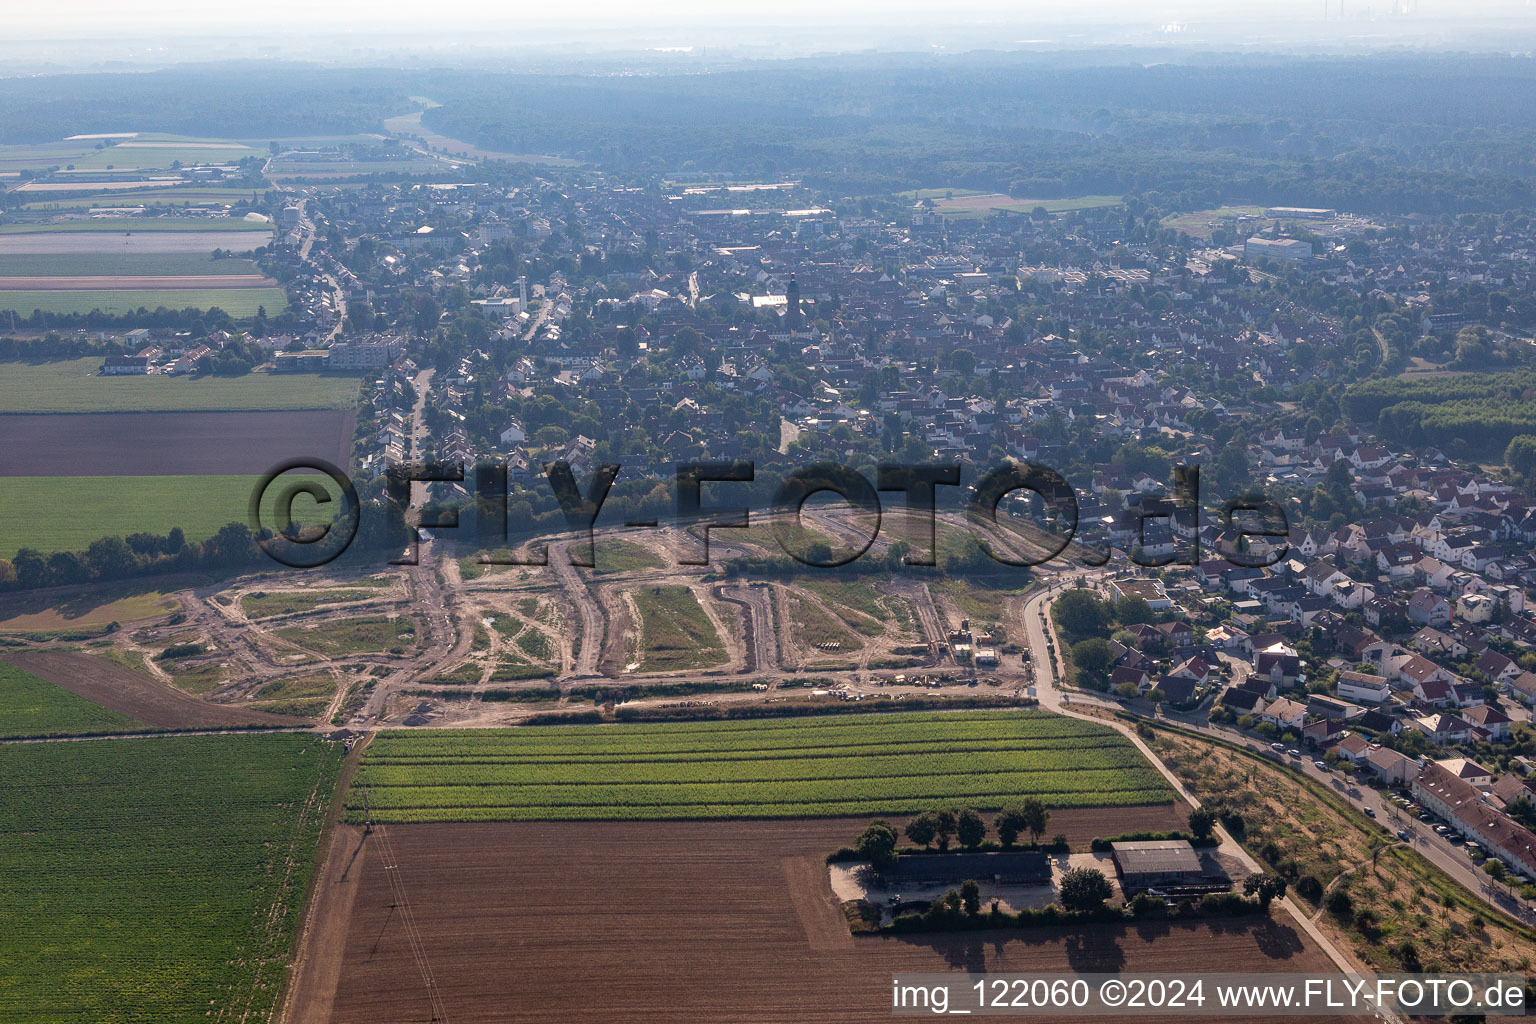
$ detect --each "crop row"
[366,715,1111,760]
[355,747,1150,789]
[347,766,1170,811]
[349,789,1177,824]
[0,734,342,1022]
[367,708,1091,742]
[363,736,1120,767]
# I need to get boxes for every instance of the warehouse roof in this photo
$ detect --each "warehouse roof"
[1110,840,1201,876]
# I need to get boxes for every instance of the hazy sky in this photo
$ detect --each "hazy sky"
[15,0,1535,33]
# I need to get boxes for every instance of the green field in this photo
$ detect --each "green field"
[0,254,264,277]
[0,474,348,558]
[250,673,337,717]
[929,193,1123,219]
[0,218,273,234]
[1161,206,1266,237]
[632,584,726,672]
[0,287,287,317]
[70,145,261,171]
[593,537,664,573]
[0,358,359,412]
[274,615,417,658]
[241,587,382,619]
[0,660,142,737]
[19,187,270,212]
[896,187,991,200]
[0,134,259,174]
[0,734,342,1021]
[347,710,1176,822]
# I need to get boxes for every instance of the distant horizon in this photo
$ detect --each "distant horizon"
[6,0,1536,71]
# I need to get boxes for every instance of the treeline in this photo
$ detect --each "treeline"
[3,524,268,592]
[1343,371,1536,454]
[1378,400,1536,456]
[0,66,414,144]
[1342,371,1536,422]
[418,54,1536,213]
[0,494,399,594]
[0,306,244,333]
[0,333,113,360]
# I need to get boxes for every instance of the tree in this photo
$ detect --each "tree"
[1506,435,1536,477]
[956,808,987,850]
[960,878,981,916]
[1053,590,1111,640]
[1243,873,1287,909]
[1188,808,1217,842]
[855,820,899,872]
[1484,858,1508,882]
[1114,595,1155,625]
[1018,797,1050,844]
[1058,867,1114,912]
[904,811,938,849]
[1324,887,1353,917]
[995,804,1027,847]
[1070,638,1117,686]
[933,809,958,851]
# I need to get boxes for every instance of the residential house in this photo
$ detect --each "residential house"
[1262,696,1308,730]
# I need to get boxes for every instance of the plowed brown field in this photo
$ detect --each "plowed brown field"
[5,650,305,728]
[293,817,1362,1024]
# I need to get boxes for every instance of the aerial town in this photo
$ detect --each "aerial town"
[7,24,1536,1024]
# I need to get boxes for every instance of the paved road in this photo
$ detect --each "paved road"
[1027,572,1532,937]
[1020,576,1377,995]
[1157,705,1536,926]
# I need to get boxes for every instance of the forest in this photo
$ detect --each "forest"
[5,54,1536,213]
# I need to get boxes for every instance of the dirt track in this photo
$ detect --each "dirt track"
[0,274,279,290]
[305,818,1361,1024]
[5,649,307,728]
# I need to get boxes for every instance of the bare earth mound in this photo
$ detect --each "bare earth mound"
[300,818,1359,1024]
[5,650,305,728]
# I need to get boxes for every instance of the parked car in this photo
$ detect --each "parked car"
[1398,829,1413,841]
[1271,742,1286,751]
[1314,760,1329,771]
[1364,807,1376,818]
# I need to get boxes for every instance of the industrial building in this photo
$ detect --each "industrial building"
[1110,840,1205,890]
[1244,237,1314,263]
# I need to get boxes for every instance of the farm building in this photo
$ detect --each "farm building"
[884,851,1050,885]
[102,354,150,375]
[1110,840,1203,889]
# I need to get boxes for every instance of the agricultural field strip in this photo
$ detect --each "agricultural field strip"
[363,736,1124,764]
[348,713,1175,820]
[358,749,1152,786]
[364,712,1103,752]
[355,772,1165,808]
[0,735,341,1021]
[349,794,1174,822]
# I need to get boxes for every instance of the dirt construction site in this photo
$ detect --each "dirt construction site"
[0,509,1051,733]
